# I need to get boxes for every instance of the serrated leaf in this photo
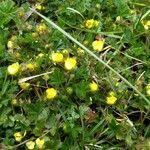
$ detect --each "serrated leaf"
[49,68,65,85]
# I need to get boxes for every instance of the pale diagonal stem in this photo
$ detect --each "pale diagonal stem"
[30,8,150,105]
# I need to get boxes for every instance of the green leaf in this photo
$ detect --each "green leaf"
[0,0,16,26]
[113,0,130,17]
[49,68,65,85]
[74,81,88,98]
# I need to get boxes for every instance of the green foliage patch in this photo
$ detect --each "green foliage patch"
[0,0,150,149]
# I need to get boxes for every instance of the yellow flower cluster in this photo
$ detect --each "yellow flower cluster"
[106,91,117,105]
[85,19,99,29]
[46,88,57,100]
[89,81,98,92]
[92,39,105,52]
[26,138,45,150]
[146,83,150,96]
[51,52,77,70]
[7,62,20,75]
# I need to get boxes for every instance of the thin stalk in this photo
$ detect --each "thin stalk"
[30,8,150,105]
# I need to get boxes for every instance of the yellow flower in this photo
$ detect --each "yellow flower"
[19,82,30,90]
[46,88,57,99]
[26,141,35,150]
[51,52,64,63]
[106,95,117,105]
[14,132,23,142]
[92,40,104,52]
[36,24,47,33]
[64,57,77,70]
[89,81,98,92]
[85,19,95,28]
[7,62,20,75]
[7,40,14,49]
[36,138,45,149]
[26,63,36,71]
